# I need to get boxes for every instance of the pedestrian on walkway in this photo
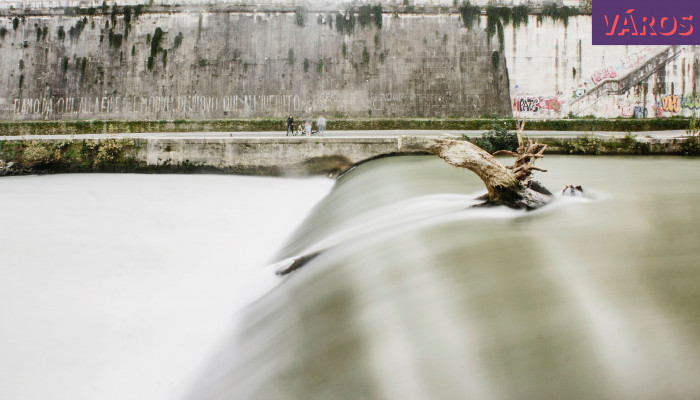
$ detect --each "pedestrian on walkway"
[317,115,326,136]
[305,116,312,136]
[286,115,294,136]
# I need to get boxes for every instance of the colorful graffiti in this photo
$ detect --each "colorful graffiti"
[591,66,618,85]
[660,95,681,113]
[513,96,563,113]
[681,93,700,110]
[570,48,652,100]
[513,97,540,112]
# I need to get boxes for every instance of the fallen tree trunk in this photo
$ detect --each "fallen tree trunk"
[428,138,551,209]
[427,118,553,210]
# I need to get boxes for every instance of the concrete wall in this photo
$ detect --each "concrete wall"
[0,135,690,178]
[0,4,512,121]
[0,1,584,11]
[3,1,698,122]
[505,16,700,119]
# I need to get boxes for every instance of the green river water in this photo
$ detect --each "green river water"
[192,155,700,400]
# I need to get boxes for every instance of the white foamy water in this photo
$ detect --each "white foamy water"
[0,174,333,400]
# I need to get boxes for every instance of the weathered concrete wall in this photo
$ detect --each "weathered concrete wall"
[0,1,584,10]
[0,135,692,178]
[505,16,700,119]
[0,4,512,121]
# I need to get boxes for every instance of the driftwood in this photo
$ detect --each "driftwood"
[429,117,553,210]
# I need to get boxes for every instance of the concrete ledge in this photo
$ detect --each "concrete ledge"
[0,135,696,178]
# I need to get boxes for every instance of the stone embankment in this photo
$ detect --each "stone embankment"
[0,134,694,178]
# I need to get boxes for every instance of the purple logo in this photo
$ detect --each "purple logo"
[593,0,698,45]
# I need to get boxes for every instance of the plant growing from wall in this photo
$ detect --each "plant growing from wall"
[458,1,480,29]
[110,5,118,28]
[373,5,382,29]
[22,142,52,167]
[361,46,370,67]
[18,60,24,70]
[0,26,8,40]
[13,17,19,30]
[18,74,24,90]
[147,27,164,70]
[133,5,144,19]
[539,5,578,27]
[681,114,700,155]
[108,29,123,49]
[358,5,373,28]
[342,42,347,58]
[491,50,499,71]
[511,5,529,27]
[336,9,356,35]
[68,17,88,42]
[303,58,309,73]
[287,48,295,65]
[295,6,308,27]
[173,32,183,49]
[57,26,65,40]
[486,6,505,51]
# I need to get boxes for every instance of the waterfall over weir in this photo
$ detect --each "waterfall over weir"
[1,155,700,399]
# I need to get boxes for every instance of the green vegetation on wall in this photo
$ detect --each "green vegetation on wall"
[459,2,480,29]
[336,5,381,35]
[0,139,138,172]
[538,5,579,26]
[295,6,308,27]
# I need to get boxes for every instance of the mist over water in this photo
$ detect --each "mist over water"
[2,156,700,400]
[0,174,333,400]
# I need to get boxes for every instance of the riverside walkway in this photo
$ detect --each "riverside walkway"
[0,130,689,141]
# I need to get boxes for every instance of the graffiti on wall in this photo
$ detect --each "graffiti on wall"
[633,106,648,119]
[512,96,564,113]
[591,66,618,85]
[571,48,652,99]
[681,93,700,110]
[660,95,681,113]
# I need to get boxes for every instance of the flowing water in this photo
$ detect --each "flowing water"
[1,156,700,400]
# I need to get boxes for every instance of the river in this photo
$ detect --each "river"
[1,156,700,399]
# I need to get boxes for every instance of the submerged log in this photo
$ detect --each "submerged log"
[428,118,553,210]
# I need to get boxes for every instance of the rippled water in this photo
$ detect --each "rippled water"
[2,156,700,400]
[192,155,700,400]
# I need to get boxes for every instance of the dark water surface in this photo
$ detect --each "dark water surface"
[192,155,700,400]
